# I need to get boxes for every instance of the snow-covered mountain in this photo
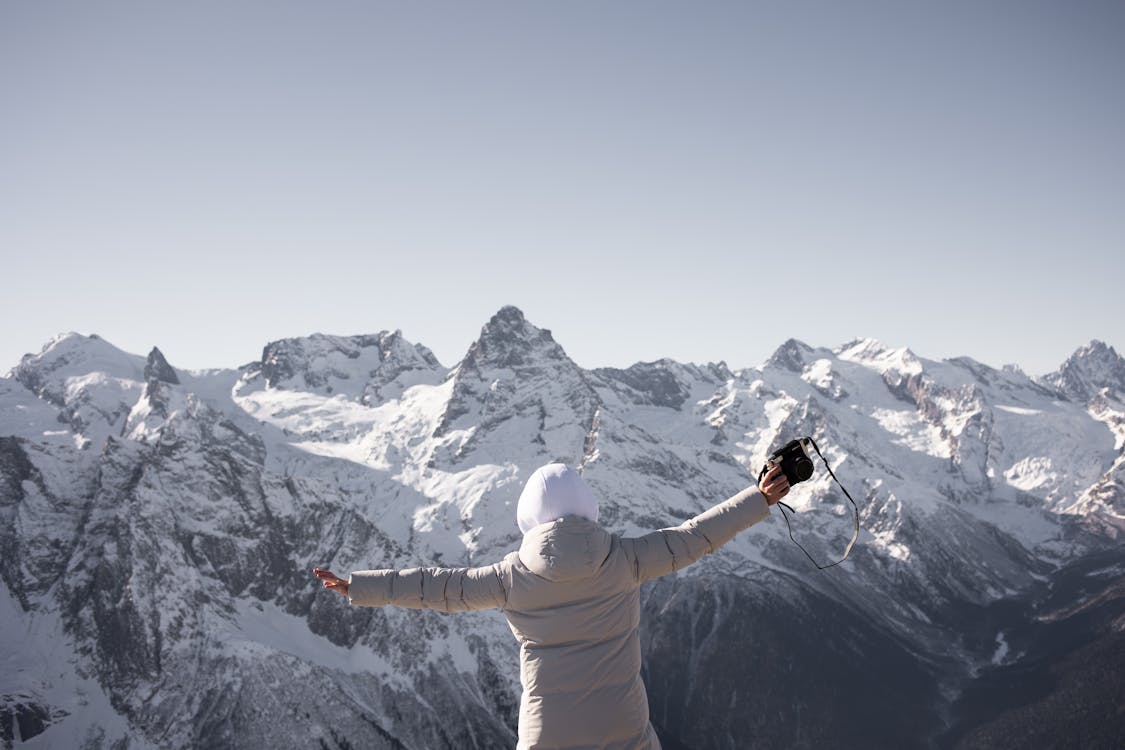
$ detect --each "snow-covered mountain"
[2,307,1122,749]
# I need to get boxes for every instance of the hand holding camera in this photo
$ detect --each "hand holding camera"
[758,435,860,570]
[758,464,791,506]
[759,438,815,487]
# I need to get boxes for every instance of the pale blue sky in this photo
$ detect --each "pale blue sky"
[2,1,1122,376]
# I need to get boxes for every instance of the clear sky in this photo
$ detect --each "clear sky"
[2,1,1122,377]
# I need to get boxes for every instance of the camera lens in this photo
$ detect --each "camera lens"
[794,457,814,482]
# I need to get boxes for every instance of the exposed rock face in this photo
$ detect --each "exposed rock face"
[257,329,444,405]
[144,347,180,385]
[1042,340,1125,404]
[766,338,815,373]
[434,306,599,469]
[593,360,731,411]
[1,313,1122,749]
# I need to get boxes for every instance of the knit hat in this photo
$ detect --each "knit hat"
[516,463,600,534]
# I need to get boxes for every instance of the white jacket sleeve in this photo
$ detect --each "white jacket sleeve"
[620,486,770,583]
[348,560,511,612]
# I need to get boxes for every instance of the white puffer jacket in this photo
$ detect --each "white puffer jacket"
[349,471,771,750]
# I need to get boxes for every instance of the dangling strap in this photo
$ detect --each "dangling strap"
[774,437,860,570]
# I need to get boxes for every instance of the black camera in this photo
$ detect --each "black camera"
[760,438,815,486]
[756,435,861,570]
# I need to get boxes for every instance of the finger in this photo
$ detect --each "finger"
[764,474,787,490]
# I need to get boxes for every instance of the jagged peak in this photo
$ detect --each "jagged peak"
[434,307,596,448]
[458,306,572,372]
[144,347,180,385]
[764,338,815,372]
[490,304,527,325]
[1043,339,1125,402]
[478,305,539,344]
[1063,339,1120,368]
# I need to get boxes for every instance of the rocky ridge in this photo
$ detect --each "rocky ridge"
[1,311,1122,749]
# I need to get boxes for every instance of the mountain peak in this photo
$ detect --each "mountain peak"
[1043,339,1125,403]
[144,347,180,385]
[764,338,814,372]
[836,337,890,359]
[435,307,593,450]
[11,333,146,405]
[492,304,527,325]
[837,337,922,377]
[459,306,569,371]
[481,305,534,342]
[1071,339,1118,364]
[254,329,443,403]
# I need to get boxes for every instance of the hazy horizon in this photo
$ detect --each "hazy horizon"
[6,307,1116,379]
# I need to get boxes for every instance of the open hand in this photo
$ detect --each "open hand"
[313,568,349,597]
[758,464,791,506]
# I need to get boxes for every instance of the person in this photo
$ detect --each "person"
[315,462,790,750]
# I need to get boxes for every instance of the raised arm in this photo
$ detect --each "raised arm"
[621,466,788,583]
[345,561,511,612]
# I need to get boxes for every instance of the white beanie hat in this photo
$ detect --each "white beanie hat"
[516,463,600,534]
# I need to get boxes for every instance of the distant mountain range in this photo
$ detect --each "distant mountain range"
[2,306,1122,749]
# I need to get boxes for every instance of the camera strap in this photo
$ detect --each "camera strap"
[775,437,860,570]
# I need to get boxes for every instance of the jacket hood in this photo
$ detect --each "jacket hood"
[516,463,600,535]
[518,515,613,583]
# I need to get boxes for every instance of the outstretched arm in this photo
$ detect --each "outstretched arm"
[315,562,510,612]
[621,465,789,583]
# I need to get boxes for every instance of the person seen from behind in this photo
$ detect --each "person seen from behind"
[314,463,790,749]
